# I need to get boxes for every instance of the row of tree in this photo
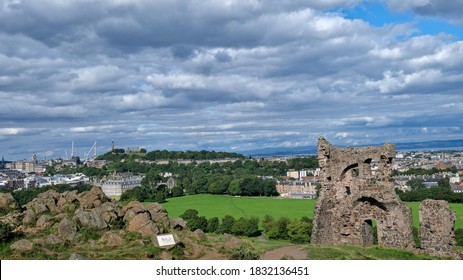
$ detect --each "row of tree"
[397,178,463,202]
[145,150,245,161]
[178,209,314,244]
[396,166,458,176]
[179,209,260,237]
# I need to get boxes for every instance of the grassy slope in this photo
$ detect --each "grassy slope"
[162,195,463,229]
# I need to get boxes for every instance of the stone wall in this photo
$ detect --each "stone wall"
[311,137,414,248]
[419,199,456,256]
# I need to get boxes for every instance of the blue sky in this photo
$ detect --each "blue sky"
[1,0,463,160]
[343,1,463,39]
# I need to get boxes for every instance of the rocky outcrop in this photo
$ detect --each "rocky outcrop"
[0,193,19,213]
[0,186,185,253]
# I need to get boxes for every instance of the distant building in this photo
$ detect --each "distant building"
[451,183,463,193]
[126,147,140,153]
[5,160,47,174]
[100,175,143,196]
[276,179,317,199]
[437,161,453,170]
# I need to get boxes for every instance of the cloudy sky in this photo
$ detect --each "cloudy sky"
[1,0,463,160]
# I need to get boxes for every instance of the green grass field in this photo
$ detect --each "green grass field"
[161,194,463,229]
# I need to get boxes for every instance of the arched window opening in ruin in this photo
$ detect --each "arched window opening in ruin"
[361,219,378,246]
[340,163,359,180]
[357,196,387,211]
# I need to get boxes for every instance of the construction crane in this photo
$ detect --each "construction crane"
[84,141,97,162]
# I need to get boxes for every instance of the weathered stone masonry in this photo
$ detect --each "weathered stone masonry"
[419,199,456,256]
[311,137,414,248]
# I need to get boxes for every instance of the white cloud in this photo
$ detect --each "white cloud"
[0,128,26,136]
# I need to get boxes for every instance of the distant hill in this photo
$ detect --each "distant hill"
[240,139,463,157]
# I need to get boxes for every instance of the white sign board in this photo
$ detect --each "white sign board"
[156,234,176,247]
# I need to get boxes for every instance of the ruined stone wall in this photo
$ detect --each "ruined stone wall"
[419,199,456,256]
[311,137,414,248]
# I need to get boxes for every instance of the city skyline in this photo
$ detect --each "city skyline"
[2,1,463,160]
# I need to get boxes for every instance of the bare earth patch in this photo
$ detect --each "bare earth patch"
[260,245,307,260]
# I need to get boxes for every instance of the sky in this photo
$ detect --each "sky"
[1,0,463,160]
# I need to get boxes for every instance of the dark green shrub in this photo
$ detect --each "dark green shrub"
[218,215,235,234]
[0,221,17,243]
[455,228,463,246]
[229,244,260,260]
[231,217,260,237]
[206,217,219,233]
[287,217,312,244]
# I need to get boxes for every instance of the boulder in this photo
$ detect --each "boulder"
[10,239,33,251]
[22,209,37,225]
[97,202,124,224]
[45,234,63,245]
[193,229,207,241]
[34,190,60,213]
[123,201,147,223]
[74,209,107,230]
[170,218,187,230]
[127,213,160,237]
[0,193,19,212]
[78,186,110,209]
[36,214,54,228]
[223,233,242,250]
[58,217,78,241]
[122,201,146,214]
[100,232,124,247]
[146,203,169,223]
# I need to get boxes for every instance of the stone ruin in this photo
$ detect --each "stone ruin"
[419,199,456,256]
[312,137,414,248]
[311,137,457,255]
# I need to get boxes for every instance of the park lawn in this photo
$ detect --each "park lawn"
[161,194,463,229]
[161,194,316,220]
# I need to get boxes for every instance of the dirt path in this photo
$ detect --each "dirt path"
[260,245,307,260]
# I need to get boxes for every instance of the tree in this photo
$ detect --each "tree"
[228,179,241,196]
[231,217,260,237]
[171,185,184,197]
[206,217,219,233]
[437,178,451,190]
[261,215,275,233]
[179,209,207,231]
[406,178,425,191]
[262,179,278,196]
[266,217,291,240]
[218,215,236,234]
[287,218,312,244]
